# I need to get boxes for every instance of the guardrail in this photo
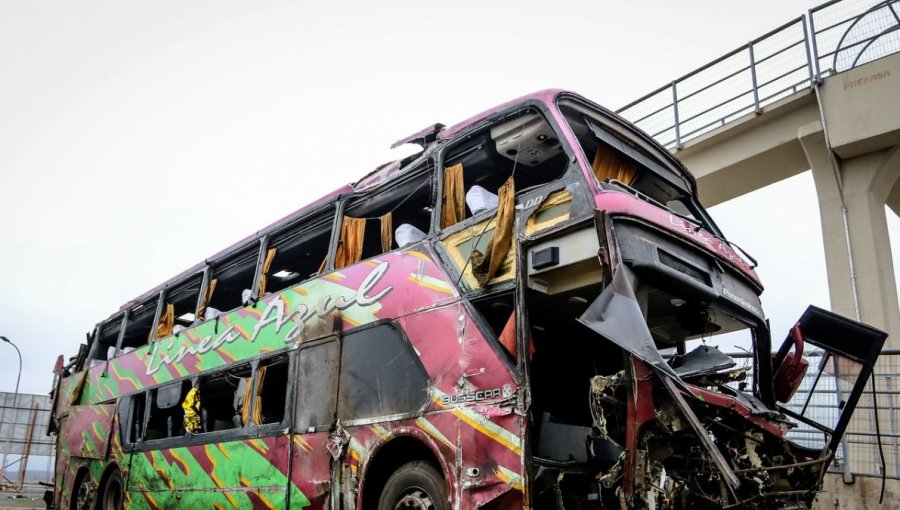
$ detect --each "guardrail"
[617,0,900,150]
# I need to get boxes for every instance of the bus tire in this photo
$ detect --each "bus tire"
[70,470,93,510]
[377,461,448,510]
[100,469,124,510]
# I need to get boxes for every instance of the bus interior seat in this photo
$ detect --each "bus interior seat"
[396,224,426,248]
[165,415,182,438]
[466,185,499,216]
[198,408,230,434]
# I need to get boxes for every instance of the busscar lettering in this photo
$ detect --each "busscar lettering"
[441,388,503,406]
[145,261,393,375]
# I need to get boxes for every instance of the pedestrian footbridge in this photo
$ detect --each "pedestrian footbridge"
[618,0,900,499]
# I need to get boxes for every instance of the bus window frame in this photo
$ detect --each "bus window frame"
[433,102,580,238]
[119,349,297,451]
[432,104,590,293]
[462,290,520,378]
[147,290,166,345]
[294,335,340,433]
[87,313,124,363]
[252,351,296,432]
[332,163,436,268]
[110,310,128,358]
[201,239,263,316]
[141,379,191,444]
[335,319,433,427]
[253,203,338,299]
[155,271,205,334]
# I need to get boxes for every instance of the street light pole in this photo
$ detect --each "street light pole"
[0,336,22,483]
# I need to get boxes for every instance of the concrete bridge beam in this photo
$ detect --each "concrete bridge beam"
[800,122,900,345]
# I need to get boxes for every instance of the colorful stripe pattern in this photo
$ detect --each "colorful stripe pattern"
[54,244,526,509]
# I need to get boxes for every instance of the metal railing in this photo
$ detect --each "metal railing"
[617,0,900,150]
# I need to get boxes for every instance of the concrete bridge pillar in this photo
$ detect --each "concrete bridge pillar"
[800,122,900,346]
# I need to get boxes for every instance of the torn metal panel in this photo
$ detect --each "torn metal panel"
[576,264,679,382]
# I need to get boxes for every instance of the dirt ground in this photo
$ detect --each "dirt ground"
[0,487,48,510]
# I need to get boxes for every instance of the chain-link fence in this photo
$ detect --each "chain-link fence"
[617,0,900,150]
[838,352,900,479]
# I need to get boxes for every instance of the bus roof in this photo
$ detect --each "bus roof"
[117,89,697,312]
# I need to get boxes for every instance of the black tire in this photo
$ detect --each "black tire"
[70,471,93,510]
[377,461,448,510]
[100,469,124,510]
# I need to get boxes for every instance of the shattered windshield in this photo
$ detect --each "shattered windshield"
[558,99,719,234]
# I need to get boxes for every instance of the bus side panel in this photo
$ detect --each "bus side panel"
[64,404,117,460]
[289,431,333,509]
[74,246,460,407]
[53,404,117,509]
[347,304,522,508]
[345,421,457,506]
[124,435,293,510]
[456,410,525,508]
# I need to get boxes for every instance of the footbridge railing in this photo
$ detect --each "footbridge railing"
[617,0,900,150]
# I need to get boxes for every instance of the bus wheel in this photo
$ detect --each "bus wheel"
[100,469,124,510]
[377,461,448,510]
[71,472,94,510]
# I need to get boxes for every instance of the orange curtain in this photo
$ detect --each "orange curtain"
[253,365,268,424]
[498,312,535,361]
[472,177,515,286]
[499,312,517,357]
[196,278,217,321]
[257,248,277,298]
[441,163,465,228]
[334,216,366,269]
[240,378,252,426]
[156,303,175,339]
[380,212,393,253]
[592,145,639,185]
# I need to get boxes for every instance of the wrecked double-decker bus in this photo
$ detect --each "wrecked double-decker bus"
[47,89,886,510]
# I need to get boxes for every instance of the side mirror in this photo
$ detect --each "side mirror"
[773,325,809,403]
[53,354,64,375]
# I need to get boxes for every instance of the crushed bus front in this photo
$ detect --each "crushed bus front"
[521,209,887,509]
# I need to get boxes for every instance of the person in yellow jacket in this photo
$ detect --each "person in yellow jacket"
[182,387,201,433]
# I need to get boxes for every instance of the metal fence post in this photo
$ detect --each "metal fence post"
[808,9,822,82]
[801,13,816,87]
[887,374,899,478]
[833,357,855,483]
[748,42,761,114]
[671,81,682,149]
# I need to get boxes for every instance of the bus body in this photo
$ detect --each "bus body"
[47,89,887,510]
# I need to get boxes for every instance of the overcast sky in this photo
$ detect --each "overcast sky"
[1,0,898,395]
